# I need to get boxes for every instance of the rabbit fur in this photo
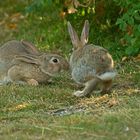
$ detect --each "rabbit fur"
[68,20,116,97]
[0,40,69,85]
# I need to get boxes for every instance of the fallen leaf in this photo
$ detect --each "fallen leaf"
[134,54,140,61]
[7,23,17,29]
[8,102,30,111]
[108,97,119,107]
[10,12,24,22]
[122,56,128,61]
[68,6,77,14]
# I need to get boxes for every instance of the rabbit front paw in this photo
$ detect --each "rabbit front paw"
[27,79,39,86]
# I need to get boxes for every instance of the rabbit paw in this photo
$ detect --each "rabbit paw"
[73,91,85,97]
[27,79,39,86]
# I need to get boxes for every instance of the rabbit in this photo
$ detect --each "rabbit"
[0,40,69,85]
[67,20,117,97]
[0,40,39,83]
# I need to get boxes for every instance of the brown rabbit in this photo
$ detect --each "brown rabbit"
[68,20,116,97]
[0,40,69,85]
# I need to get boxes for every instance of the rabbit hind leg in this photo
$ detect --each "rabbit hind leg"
[8,65,38,86]
[73,78,100,97]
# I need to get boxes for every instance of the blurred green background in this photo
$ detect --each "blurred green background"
[0,0,140,60]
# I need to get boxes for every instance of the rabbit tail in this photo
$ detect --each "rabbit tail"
[97,71,117,81]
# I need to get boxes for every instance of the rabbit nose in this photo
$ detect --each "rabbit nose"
[63,61,69,70]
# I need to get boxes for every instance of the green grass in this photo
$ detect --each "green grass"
[0,62,140,140]
[0,1,140,140]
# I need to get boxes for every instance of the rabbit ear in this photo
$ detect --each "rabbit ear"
[80,20,89,46]
[14,54,40,65]
[21,40,39,54]
[67,21,81,49]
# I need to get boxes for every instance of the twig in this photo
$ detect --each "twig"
[49,124,84,130]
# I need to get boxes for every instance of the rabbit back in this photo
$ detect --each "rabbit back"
[0,40,39,81]
[70,44,115,84]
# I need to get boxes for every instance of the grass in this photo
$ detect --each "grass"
[0,1,140,140]
[0,62,140,140]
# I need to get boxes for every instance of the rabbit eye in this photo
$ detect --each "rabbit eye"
[53,59,58,63]
[52,58,59,63]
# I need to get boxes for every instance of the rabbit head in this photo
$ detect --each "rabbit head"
[14,53,69,76]
[67,20,116,97]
